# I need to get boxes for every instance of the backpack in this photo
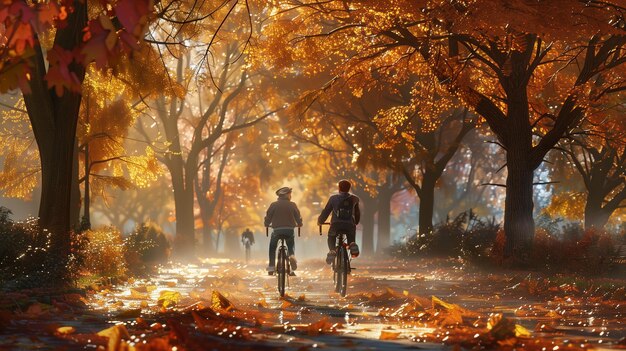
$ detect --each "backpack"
[335,195,354,221]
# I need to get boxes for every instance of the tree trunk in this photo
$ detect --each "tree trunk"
[82,141,91,230]
[360,196,376,256]
[224,227,240,255]
[22,1,87,258]
[202,222,215,254]
[70,141,81,230]
[503,93,535,259]
[171,174,196,258]
[376,186,393,252]
[584,190,611,230]
[418,174,436,236]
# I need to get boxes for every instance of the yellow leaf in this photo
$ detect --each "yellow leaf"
[56,326,75,335]
[515,324,532,337]
[97,324,130,351]
[211,291,234,311]
[157,290,181,309]
[130,289,149,300]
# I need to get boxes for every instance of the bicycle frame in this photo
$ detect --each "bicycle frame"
[267,227,300,297]
[320,223,351,296]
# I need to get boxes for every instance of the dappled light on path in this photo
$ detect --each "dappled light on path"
[0,258,624,350]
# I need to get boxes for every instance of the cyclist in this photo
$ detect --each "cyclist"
[317,179,360,264]
[241,228,255,246]
[264,187,303,275]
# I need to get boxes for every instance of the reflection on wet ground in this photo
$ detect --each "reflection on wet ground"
[0,257,624,350]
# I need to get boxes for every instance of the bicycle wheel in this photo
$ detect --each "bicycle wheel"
[277,247,287,297]
[335,245,348,296]
[245,245,251,263]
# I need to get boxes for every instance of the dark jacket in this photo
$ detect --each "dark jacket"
[264,198,303,228]
[317,192,360,225]
[241,230,254,244]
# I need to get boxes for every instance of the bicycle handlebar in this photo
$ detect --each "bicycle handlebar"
[318,222,330,236]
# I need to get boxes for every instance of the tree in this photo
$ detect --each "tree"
[142,40,273,256]
[1,0,154,257]
[560,123,626,229]
[257,0,626,260]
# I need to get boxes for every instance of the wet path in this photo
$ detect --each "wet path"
[0,257,624,350]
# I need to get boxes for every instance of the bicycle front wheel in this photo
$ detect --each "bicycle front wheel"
[277,248,287,297]
[335,245,348,297]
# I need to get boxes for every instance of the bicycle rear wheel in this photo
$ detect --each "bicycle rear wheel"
[277,247,287,297]
[335,245,348,296]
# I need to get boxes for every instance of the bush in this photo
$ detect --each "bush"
[390,210,500,262]
[124,223,170,275]
[83,226,127,277]
[527,226,620,274]
[0,207,82,289]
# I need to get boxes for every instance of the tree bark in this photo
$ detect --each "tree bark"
[360,195,376,256]
[171,174,196,258]
[376,186,392,252]
[70,141,81,229]
[502,90,535,259]
[418,174,436,236]
[22,1,88,257]
[584,203,611,230]
[82,141,91,230]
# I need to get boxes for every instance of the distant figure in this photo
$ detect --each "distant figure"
[241,228,255,263]
[241,228,255,246]
[264,187,303,275]
[318,179,361,264]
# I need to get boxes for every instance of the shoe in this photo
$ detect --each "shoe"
[349,243,360,258]
[267,265,275,275]
[289,272,296,276]
[288,255,297,271]
[326,250,336,265]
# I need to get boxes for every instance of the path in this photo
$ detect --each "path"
[0,257,624,350]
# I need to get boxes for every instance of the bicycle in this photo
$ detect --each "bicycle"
[267,227,300,297]
[242,237,252,263]
[319,223,352,297]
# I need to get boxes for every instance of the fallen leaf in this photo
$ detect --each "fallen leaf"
[56,326,75,335]
[379,330,400,340]
[157,291,181,309]
[115,309,141,319]
[211,291,234,311]
[97,324,130,351]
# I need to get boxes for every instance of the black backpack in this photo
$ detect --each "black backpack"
[335,195,354,221]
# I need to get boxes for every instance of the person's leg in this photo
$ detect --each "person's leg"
[347,225,356,244]
[274,229,297,272]
[268,232,278,269]
[328,224,338,250]
[326,225,337,264]
[286,232,295,257]
[347,225,359,257]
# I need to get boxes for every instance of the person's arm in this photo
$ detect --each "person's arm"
[250,233,255,244]
[318,198,333,225]
[293,203,303,227]
[264,203,275,227]
[353,196,361,225]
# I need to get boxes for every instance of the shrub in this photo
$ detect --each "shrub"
[493,222,620,274]
[390,210,500,262]
[0,207,81,289]
[124,223,170,275]
[83,226,127,277]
